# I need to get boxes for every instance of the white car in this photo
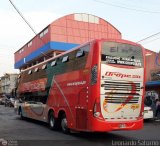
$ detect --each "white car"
[144,106,154,119]
[10,98,15,105]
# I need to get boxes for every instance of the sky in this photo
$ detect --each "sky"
[1,0,160,76]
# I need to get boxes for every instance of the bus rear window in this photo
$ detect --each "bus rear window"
[101,42,143,67]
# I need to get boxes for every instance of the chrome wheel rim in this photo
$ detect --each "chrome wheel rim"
[61,118,67,131]
[50,116,54,127]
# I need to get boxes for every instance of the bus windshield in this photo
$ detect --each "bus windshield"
[101,42,143,67]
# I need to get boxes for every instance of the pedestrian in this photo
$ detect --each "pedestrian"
[155,98,160,119]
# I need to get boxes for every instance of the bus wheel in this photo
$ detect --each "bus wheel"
[61,114,70,134]
[49,112,58,130]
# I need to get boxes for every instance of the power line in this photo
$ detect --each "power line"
[9,0,37,35]
[93,0,160,14]
[8,0,51,58]
[93,0,160,46]
[137,32,160,43]
[140,37,160,45]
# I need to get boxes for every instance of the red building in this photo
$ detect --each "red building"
[14,13,121,70]
[145,49,160,94]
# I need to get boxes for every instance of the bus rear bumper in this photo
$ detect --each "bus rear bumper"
[90,118,143,132]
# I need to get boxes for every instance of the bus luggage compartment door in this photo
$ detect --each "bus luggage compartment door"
[76,87,88,129]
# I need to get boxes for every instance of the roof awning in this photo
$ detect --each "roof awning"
[146,81,160,86]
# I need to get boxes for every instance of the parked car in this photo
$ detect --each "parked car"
[4,98,15,107]
[0,98,3,105]
[144,105,154,120]
[10,98,15,106]
[1,97,7,105]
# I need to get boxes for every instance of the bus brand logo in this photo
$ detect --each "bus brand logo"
[105,72,141,79]
[67,81,86,86]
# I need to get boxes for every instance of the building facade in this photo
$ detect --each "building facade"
[145,49,160,82]
[14,13,121,70]
[144,49,160,112]
[0,73,18,98]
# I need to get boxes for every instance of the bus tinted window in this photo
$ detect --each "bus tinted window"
[48,44,90,75]
[20,91,48,104]
[101,42,143,67]
[62,56,69,63]
[51,60,56,66]
[76,50,84,58]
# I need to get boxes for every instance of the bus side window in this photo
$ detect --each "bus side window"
[34,67,39,72]
[41,96,47,104]
[76,50,84,58]
[62,56,69,63]
[42,64,47,70]
[51,60,57,66]
[28,70,32,74]
[73,45,90,70]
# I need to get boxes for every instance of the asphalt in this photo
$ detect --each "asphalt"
[0,105,160,146]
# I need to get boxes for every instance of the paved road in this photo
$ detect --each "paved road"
[0,105,160,146]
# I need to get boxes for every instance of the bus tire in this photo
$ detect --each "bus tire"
[61,114,70,134]
[49,111,59,130]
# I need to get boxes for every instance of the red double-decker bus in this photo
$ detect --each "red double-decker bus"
[15,38,145,133]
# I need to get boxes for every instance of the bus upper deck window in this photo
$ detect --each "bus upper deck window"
[34,67,39,72]
[62,56,69,63]
[42,64,47,70]
[51,60,57,66]
[76,50,84,58]
[28,70,32,74]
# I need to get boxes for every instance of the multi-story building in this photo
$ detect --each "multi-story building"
[14,13,122,70]
[0,73,18,98]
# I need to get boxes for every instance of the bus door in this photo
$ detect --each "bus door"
[76,86,88,129]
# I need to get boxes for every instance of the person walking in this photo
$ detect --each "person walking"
[155,99,160,119]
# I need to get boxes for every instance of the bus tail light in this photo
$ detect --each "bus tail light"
[93,100,103,119]
[91,65,98,85]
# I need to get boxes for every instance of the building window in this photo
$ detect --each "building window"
[19,48,24,54]
[27,41,32,47]
[40,32,43,38]
[39,28,48,38]
[44,28,48,35]
[74,13,99,24]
